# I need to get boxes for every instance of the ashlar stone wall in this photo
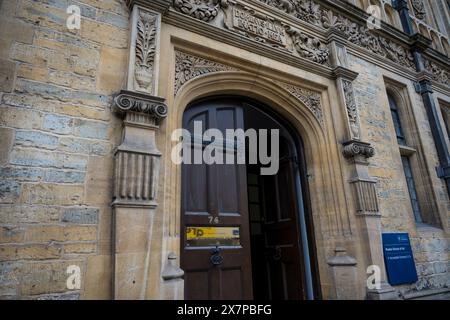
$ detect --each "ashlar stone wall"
[349,54,450,296]
[0,0,129,299]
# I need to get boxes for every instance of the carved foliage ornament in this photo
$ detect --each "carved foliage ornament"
[173,0,228,22]
[342,79,360,139]
[135,10,157,92]
[257,0,416,70]
[279,82,323,125]
[424,59,450,87]
[174,51,236,94]
[287,27,329,65]
[411,0,426,20]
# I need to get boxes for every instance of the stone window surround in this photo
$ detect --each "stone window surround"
[384,78,443,229]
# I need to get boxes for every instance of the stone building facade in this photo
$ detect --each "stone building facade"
[0,0,449,300]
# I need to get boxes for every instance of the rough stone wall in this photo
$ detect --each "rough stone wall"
[349,54,450,295]
[0,0,129,299]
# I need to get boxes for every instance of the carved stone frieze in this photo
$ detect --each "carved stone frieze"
[287,27,329,64]
[256,0,416,70]
[342,79,360,140]
[424,59,450,87]
[173,0,228,22]
[279,82,323,125]
[174,51,237,95]
[411,0,426,20]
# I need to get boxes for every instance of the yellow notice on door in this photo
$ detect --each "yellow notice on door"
[186,227,240,247]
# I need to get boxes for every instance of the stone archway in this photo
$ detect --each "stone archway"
[159,71,338,299]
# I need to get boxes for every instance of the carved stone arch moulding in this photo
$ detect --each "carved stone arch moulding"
[174,50,324,126]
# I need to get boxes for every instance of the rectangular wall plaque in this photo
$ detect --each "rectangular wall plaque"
[382,233,418,285]
[186,226,240,247]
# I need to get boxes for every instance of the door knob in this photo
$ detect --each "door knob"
[210,246,223,266]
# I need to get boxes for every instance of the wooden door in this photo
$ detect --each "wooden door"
[261,137,306,300]
[181,99,253,300]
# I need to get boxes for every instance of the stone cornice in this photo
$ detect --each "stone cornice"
[126,0,449,89]
[125,0,171,13]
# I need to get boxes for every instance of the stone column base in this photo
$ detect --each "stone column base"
[367,282,399,300]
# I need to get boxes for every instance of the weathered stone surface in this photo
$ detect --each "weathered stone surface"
[0,244,62,261]
[0,127,14,165]
[0,205,60,224]
[20,260,84,295]
[63,243,97,254]
[20,183,84,205]
[97,47,128,94]
[0,59,16,92]
[15,130,59,150]
[64,226,97,241]
[62,207,99,224]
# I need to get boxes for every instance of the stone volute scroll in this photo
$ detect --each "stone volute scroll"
[112,3,169,300]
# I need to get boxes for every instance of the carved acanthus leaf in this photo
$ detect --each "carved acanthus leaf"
[173,0,228,22]
[424,59,450,87]
[279,82,323,125]
[342,79,360,139]
[174,51,237,95]
[287,28,329,64]
[256,0,416,70]
[134,10,157,92]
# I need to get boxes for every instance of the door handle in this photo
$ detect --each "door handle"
[210,246,223,266]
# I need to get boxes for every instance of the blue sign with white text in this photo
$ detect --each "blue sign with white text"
[382,233,418,286]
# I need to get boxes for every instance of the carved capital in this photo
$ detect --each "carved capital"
[342,140,375,159]
[114,90,168,124]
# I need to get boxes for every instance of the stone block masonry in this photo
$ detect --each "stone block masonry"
[0,0,128,299]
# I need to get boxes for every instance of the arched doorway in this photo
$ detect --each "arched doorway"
[180,97,319,300]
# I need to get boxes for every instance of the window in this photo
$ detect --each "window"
[388,94,406,145]
[387,91,425,224]
[401,156,423,223]
[384,79,442,228]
